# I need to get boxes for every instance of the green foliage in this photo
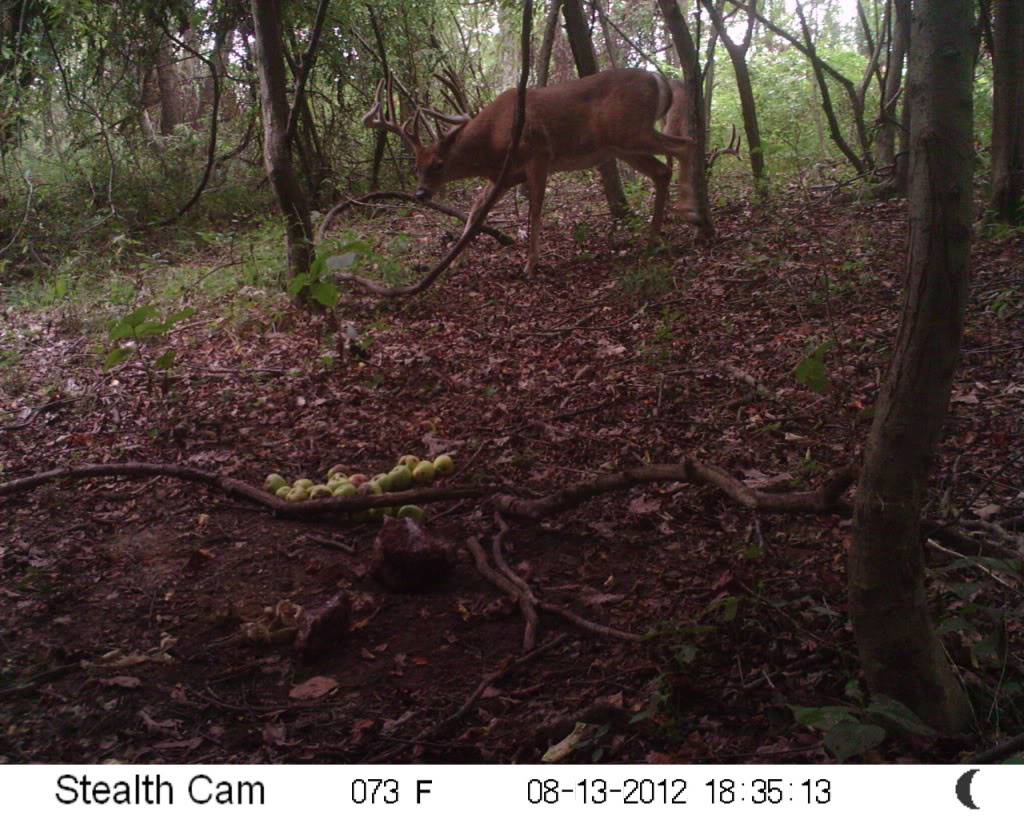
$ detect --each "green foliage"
[105,304,196,370]
[791,692,936,762]
[794,339,834,394]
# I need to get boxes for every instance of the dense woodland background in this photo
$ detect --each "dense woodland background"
[0,0,1022,764]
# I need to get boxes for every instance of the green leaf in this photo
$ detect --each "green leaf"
[790,705,855,730]
[163,307,197,327]
[309,280,340,308]
[794,340,834,394]
[936,615,974,636]
[287,272,312,298]
[154,350,176,370]
[865,695,937,737]
[132,321,168,338]
[824,721,886,761]
[122,305,157,328]
[104,347,131,369]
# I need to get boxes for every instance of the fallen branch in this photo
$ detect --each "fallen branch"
[0,462,500,517]
[316,191,513,245]
[494,461,858,521]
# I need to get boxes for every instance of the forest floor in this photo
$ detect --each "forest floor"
[1,176,1022,763]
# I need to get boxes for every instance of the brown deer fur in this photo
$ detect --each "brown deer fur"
[366,68,698,274]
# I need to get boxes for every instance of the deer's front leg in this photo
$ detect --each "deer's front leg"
[524,159,549,276]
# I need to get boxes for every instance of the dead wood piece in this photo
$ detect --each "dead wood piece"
[0,462,500,518]
[295,591,351,662]
[316,191,513,245]
[371,517,454,592]
[494,460,858,521]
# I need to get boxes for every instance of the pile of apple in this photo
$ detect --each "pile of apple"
[263,453,455,521]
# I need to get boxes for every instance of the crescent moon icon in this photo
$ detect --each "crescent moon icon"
[955,768,980,810]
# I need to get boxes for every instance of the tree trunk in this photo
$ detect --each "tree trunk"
[250,0,314,283]
[876,0,910,170]
[702,0,764,180]
[849,0,974,734]
[657,0,714,237]
[561,0,631,219]
[537,0,563,86]
[732,56,765,180]
[991,0,1024,222]
[594,0,620,67]
[155,36,184,136]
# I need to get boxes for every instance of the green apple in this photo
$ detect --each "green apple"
[332,482,357,498]
[275,485,291,499]
[287,486,310,502]
[309,484,333,500]
[359,481,384,496]
[374,472,395,492]
[397,505,425,521]
[412,461,435,485]
[389,465,413,491]
[433,454,455,476]
[294,478,314,491]
[264,473,287,492]
[327,464,347,479]
[397,454,420,470]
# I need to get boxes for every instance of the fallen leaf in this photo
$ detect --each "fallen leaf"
[288,675,338,700]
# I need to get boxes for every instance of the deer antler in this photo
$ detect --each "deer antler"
[706,124,742,170]
[363,76,423,149]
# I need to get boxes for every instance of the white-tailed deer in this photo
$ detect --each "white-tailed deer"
[364,68,701,275]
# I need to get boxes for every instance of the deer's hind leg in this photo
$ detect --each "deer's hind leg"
[524,158,549,276]
[622,130,702,226]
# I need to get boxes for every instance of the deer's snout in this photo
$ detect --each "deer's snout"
[414,188,432,202]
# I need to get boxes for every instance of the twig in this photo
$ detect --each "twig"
[366,633,567,763]
[0,396,89,433]
[316,191,513,245]
[970,731,1024,764]
[0,663,79,701]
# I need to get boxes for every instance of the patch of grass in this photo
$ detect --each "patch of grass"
[619,259,675,301]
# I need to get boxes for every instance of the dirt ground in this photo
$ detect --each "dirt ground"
[1,177,1022,763]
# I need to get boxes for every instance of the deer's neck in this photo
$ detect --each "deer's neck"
[445,125,501,182]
